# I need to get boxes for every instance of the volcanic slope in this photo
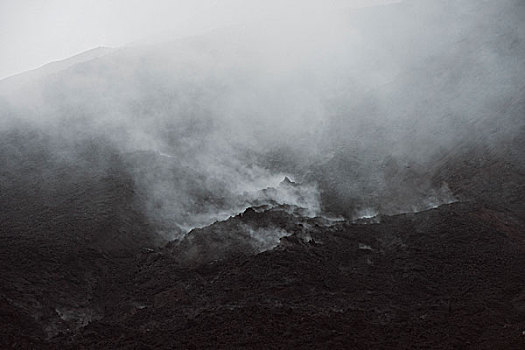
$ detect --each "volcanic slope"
[0,130,524,348]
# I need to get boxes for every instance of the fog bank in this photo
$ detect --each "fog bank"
[1,0,523,240]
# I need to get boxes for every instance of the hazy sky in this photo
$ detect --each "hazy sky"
[0,0,400,80]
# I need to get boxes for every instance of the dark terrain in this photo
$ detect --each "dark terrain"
[0,126,523,349]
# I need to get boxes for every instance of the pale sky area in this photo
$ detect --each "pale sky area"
[0,0,401,80]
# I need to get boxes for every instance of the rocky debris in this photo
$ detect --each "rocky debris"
[45,201,524,349]
[1,121,524,348]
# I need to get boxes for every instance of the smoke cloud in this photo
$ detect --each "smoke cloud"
[0,0,523,242]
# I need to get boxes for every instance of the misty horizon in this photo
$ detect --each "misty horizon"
[0,0,402,80]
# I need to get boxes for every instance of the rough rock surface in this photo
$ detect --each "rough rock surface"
[1,132,524,349]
